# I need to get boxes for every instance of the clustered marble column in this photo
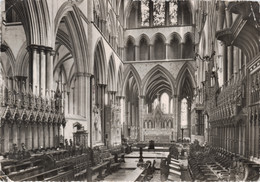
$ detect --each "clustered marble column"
[138,96,145,141]
[28,45,54,96]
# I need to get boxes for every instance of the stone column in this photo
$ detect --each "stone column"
[39,123,43,148]
[233,46,239,79]
[0,124,5,153]
[4,124,9,152]
[132,104,135,128]
[9,124,13,151]
[135,45,139,61]
[149,44,153,60]
[33,123,38,149]
[13,123,18,147]
[77,73,85,116]
[19,125,24,149]
[180,43,184,59]
[98,84,106,144]
[74,78,79,115]
[173,95,178,140]
[70,87,74,114]
[227,46,233,82]
[31,124,34,149]
[83,74,92,147]
[166,43,170,59]
[49,123,53,148]
[39,46,46,97]
[222,45,228,84]
[66,92,70,114]
[25,124,30,150]
[53,123,57,147]
[57,124,61,146]
[28,45,37,93]
[46,49,54,92]
[29,46,40,95]
[139,95,145,141]
[120,96,127,137]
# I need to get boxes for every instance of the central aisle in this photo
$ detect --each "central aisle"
[103,150,169,181]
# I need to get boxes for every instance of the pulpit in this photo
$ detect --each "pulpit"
[73,122,88,148]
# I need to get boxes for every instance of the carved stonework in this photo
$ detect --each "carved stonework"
[92,105,102,145]
[142,105,175,142]
[110,103,121,145]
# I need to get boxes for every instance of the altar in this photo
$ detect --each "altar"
[142,105,176,142]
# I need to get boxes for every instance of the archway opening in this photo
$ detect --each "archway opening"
[154,36,165,60]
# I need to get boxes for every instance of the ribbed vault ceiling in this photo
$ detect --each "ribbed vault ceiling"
[145,70,172,101]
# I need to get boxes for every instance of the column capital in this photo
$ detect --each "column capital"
[120,96,125,99]
[98,83,107,87]
[14,76,27,81]
[116,95,122,99]
[138,95,145,99]
[38,46,46,52]
[50,50,56,56]
[76,72,85,77]
[27,44,39,52]
[45,46,53,53]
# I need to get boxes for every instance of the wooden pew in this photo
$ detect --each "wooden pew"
[3,158,42,175]
[8,166,44,181]
[126,167,145,181]
[87,146,117,181]
[19,164,72,181]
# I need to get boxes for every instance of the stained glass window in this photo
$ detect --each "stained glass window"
[141,0,150,26]
[153,0,165,26]
[141,0,179,27]
[169,0,178,25]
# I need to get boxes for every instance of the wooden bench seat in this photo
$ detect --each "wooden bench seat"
[44,170,74,181]
[20,164,72,181]
[8,166,44,181]
[126,168,144,182]
[3,158,42,175]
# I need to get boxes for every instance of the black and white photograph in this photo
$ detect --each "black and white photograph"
[0,0,259,181]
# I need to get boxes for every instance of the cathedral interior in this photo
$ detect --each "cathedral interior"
[0,0,259,181]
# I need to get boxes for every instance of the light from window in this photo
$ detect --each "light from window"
[141,0,150,26]
[169,0,178,25]
[153,0,165,26]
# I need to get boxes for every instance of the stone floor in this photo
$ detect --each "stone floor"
[100,150,170,181]
[96,149,192,182]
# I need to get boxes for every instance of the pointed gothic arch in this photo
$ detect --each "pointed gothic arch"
[54,3,89,73]
[107,54,117,92]
[117,64,124,96]
[176,63,196,97]
[142,65,176,97]
[122,65,141,97]
[93,38,107,85]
